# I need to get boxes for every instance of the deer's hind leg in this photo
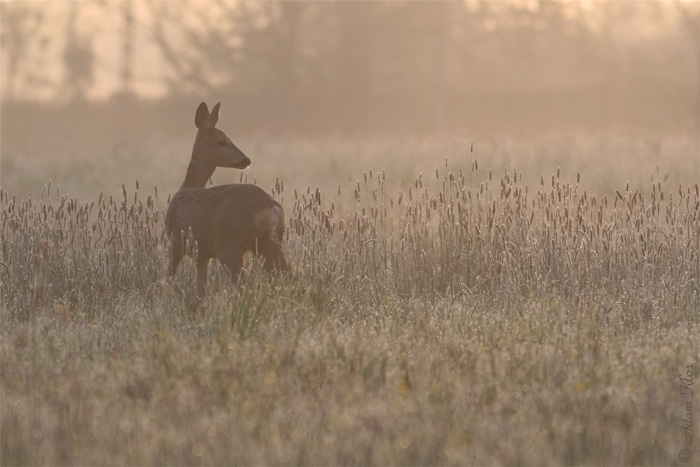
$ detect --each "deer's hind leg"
[253,206,288,274]
[259,237,289,274]
[218,248,245,286]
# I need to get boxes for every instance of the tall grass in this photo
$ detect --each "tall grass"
[1,138,699,465]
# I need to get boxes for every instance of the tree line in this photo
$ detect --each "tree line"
[1,1,697,134]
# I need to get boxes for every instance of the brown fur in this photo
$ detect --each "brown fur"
[165,102,289,297]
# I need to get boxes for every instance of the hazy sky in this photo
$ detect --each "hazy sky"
[1,1,694,102]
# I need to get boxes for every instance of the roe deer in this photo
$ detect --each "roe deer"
[165,102,289,298]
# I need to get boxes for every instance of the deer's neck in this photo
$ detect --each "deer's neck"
[181,157,215,189]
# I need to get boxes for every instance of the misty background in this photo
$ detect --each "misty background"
[1,0,699,196]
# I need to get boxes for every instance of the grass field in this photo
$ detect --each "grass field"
[1,134,699,465]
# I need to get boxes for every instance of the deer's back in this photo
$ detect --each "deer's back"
[166,184,284,259]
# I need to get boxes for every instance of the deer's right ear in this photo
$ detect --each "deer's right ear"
[210,103,221,128]
[195,102,210,129]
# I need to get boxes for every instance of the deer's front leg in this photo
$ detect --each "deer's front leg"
[196,256,210,299]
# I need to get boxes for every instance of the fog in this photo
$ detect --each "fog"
[1,1,698,157]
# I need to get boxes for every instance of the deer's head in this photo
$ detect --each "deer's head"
[193,102,251,170]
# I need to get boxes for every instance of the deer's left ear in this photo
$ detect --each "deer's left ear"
[195,102,211,129]
[210,103,221,128]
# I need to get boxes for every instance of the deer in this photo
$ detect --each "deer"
[165,102,289,298]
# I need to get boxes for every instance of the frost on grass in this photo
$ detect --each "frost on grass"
[1,138,699,465]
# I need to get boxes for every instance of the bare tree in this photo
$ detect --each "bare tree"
[147,2,244,95]
[60,4,94,102]
[0,4,49,100]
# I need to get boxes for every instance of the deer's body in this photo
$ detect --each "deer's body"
[165,102,288,298]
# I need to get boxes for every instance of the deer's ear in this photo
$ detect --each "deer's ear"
[195,102,211,129]
[210,103,221,128]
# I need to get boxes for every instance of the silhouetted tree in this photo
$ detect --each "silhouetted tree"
[0,4,49,100]
[61,5,94,102]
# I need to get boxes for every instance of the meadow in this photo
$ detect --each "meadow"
[1,134,699,465]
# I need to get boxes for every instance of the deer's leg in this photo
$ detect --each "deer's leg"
[169,235,184,278]
[196,256,209,299]
[259,238,289,274]
[219,251,244,285]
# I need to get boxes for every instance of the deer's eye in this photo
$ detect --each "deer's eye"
[217,140,227,147]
